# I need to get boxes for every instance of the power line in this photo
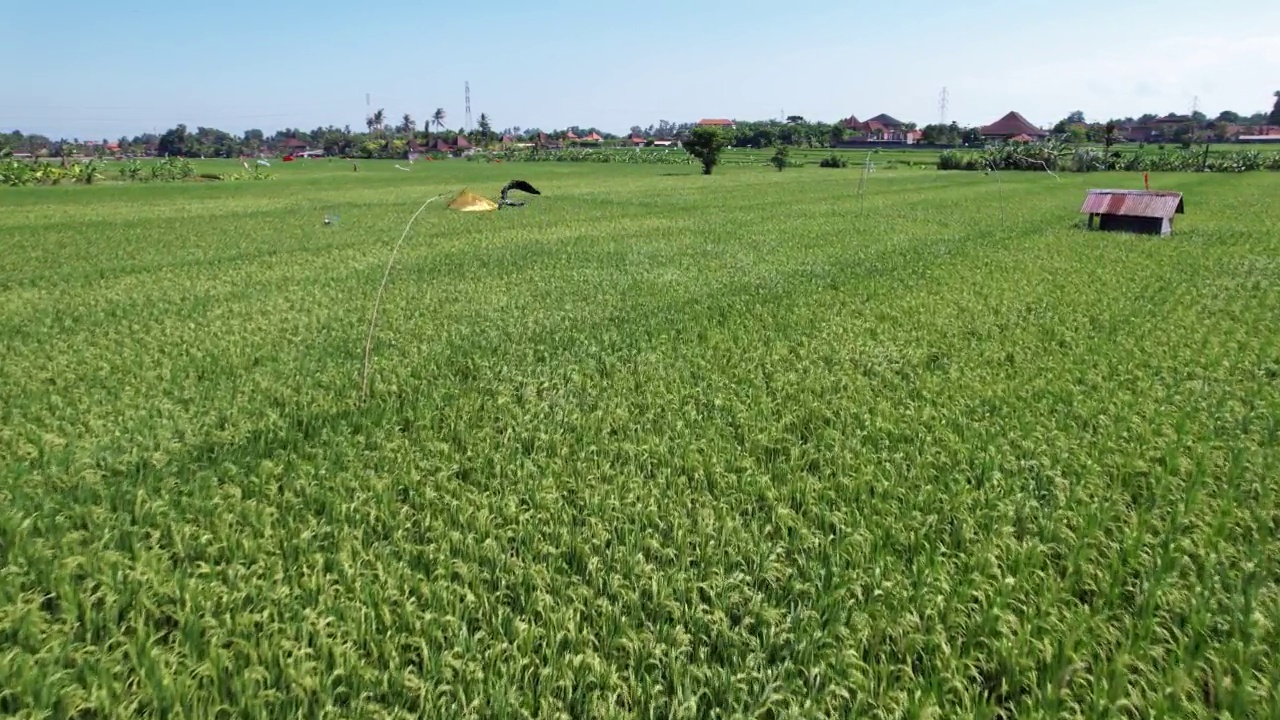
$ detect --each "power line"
[2,113,310,121]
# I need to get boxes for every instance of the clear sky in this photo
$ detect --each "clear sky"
[4,0,1278,140]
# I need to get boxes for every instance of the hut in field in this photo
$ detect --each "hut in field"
[1080,189,1184,236]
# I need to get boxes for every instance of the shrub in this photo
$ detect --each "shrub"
[768,145,791,171]
[819,153,849,169]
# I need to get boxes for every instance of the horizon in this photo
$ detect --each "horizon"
[3,0,1278,140]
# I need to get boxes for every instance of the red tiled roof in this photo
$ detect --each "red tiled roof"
[696,118,734,126]
[454,135,472,149]
[981,111,1047,137]
[867,113,903,126]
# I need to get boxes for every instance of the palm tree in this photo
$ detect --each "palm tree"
[431,108,447,138]
[400,113,415,137]
[372,108,386,135]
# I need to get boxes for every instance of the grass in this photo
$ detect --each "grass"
[2,159,1279,718]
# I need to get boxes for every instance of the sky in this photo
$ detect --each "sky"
[4,0,1279,140]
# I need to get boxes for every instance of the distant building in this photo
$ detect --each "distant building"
[1124,114,1195,143]
[696,118,735,129]
[839,112,919,144]
[979,111,1049,141]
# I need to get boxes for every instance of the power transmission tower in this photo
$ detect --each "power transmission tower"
[465,82,473,134]
[938,87,949,125]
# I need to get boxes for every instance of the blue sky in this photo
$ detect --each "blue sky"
[4,0,1279,140]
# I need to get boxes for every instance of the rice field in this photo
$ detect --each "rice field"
[2,159,1279,718]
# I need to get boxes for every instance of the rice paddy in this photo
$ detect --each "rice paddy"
[2,159,1279,718]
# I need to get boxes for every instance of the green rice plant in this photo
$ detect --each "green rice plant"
[491,147,695,165]
[1,162,1279,718]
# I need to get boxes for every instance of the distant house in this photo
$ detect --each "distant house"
[696,118,735,129]
[581,131,603,143]
[839,112,918,144]
[866,113,904,129]
[454,135,473,151]
[627,134,647,146]
[277,137,309,156]
[1124,113,1196,143]
[980,111,1049,141]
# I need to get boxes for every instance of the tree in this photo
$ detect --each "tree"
[1102,121,1119,163]
[400,114,415,136]
[477,113,492,146]
[1216,110,1241,124]
[829,123,846,146]
[768,144,790,171]
[156,124,191,157]
[1270,91,1280,126]
[683,126,730,175]
[371,108,385,134]
[431,108,447,136]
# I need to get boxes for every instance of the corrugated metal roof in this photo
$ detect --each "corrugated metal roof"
[1081,189,1184,218]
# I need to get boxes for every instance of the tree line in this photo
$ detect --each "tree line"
[5,93,1278,159]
